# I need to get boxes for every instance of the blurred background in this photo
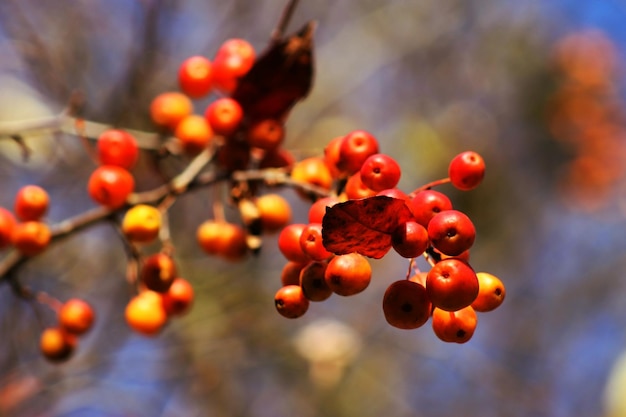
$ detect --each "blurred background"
[1,0,626,416]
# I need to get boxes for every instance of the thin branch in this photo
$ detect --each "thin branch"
[271,0,300,43]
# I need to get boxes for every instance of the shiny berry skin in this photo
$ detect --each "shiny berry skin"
[204,97,243,137]
[96,129,139,169]
[40,327,76,362]
[426,258,479,312]
[125,291,168,336]
[196,220,248,261]
[122,204,162,243]
[324,253,372,296]
[141,253,177,293]
[448,151,485,191]
[308,196,340,224]
[246,119,285,150]
[12,221,51,256]
[408,190,453,228]
[471,272,506,312]
[178,55,213,98]
[0,207,15,249]
[338,130,380,174]
[87,165,135,209]
[174,114,214,155]
[161,277,194,316]
[150,91,193,130]
[274,285,309,319]
[427,209,476,256]
[277,223,309,263]
[391,220,429,258]
[299,223,333,261]
[59,299,95,336]
[382,280,432,330]
[344,172,377,200]
[212,38,256,94]
[359,153,402,192]
[299,261,333,302]
[432,305,477,343]
[14,185,49,221]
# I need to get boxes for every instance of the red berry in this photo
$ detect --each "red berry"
[448,151,485,191]
[299,261,333,302]
[162,277,194,316]
[407,190,453,228]
[141,253,177,293]
[382,280,432,329]
[391,220,429,258]
[178,55,213,98]
[278,223,309,263]
[299,223,333,261]
[359,153,402,192]
[324,253,371,296]
[212,38,256,94]
[59,299,95,336]
[426,258,479,312]
[308,196,340,224]
[246,119,285,150]
[97,129,139,169]
[87,165,135,209]
[427,209,476,256]
[338,130,379,174]
[0,207,16,249]
[14,185,49,221]
[204,97,243,137]
[274,285,309,319]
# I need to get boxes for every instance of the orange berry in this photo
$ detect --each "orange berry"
[0,207,16,249]
[125,291,168,336]
[12,221,51,256]
[87,165,135,209]
[122,204,162,243]
[196,220,248,261]
[324,253,371,296]
[255,193,292,233]
[162,277,194,316]
[432,305,477,343]
[40,327,76,362]
[14,185,49,221]
[246,119,285,150]
[174,114,214,155]
[178,55,213,98]
[150,91,193,130]
[290,157,333,200]
[471,272,506,312]
[274,285,309,319]
[59,299,95,336]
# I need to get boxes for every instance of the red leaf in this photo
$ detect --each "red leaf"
[322,195,414,259]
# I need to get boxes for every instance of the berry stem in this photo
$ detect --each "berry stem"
[409,177,451,196]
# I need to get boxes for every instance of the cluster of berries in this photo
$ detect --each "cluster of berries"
[272,130,506,344]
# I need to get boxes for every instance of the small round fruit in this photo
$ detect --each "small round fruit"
[427,209,476,257]
[338,130,379,174]
[324,253,372,296]
[274,285,309,319]
[299,261,333,302]
[432,305,477,343]
[308,196,340,224]
[204,97,243,137]
[448,151,485,191]
[125,291,168,336]
[323,136,346,178]
[281,261,308,286]
[59,299,95,336]
[196,220,248,261]
[0,207,15,249]
[471,272,506,312]
[382,280,432,330]
[87,165,135,209]
[212,38,256,94]
[299,223,333,261]
[359,153,402,192]
[408,189,453,228]
[96,129,139,169]
[14,185,49,221]
[150,91,193,130]
[255,194,292,233]
[162,277,194,316]
[141,253,177,293]
[290,157,333,199]
[246,119,285,150]
[40,327,76,362]
[174,114,214,155]
[391,220,429,258]
[277,223,310,263]
[178,55,213,98]
[344,172,377,200]
[426,258,479,312]
[12,221,51,256]
[122,204,162,243]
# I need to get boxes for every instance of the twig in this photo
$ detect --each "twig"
[270,0,300,43]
